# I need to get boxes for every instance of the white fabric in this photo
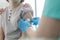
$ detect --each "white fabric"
[0,3,33,40]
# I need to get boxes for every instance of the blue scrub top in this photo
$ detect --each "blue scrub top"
[42,0,60,19]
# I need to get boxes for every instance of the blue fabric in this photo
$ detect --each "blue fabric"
[18,17,39,32]
[42,0,60,19]
[31,17,39,25]
[18,19,30,32]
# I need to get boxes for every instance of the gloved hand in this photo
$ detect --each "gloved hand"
[18,17,39,32]
[31,17,39,25]
[18,18,30,32]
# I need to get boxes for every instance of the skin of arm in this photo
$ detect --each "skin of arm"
[0,8,5,40]
[0,27,4,40]
[20,3,33,39]
[26,16,60,40]
[20,12,33,39]
[36,16,60,39]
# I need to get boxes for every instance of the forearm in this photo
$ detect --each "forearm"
[0,27,4,40]
[21,12,32,38]
[22,15,60,40]
[36,16,60,39]
[23,12,32,19]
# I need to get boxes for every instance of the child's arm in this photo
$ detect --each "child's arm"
[20,3,33,39]
[0,9,5,40]
[23,3,33,19]
[23,12,32,19]
[20,12,32,39]
[0,27,4,40]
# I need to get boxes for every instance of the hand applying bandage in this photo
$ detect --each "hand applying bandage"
[18,3,33,32]
[18,17,39,32]
[18,3,39,32]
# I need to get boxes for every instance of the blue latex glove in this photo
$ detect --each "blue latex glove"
[18,19,30,32]
[31,17,39,25]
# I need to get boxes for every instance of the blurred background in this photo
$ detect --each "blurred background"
[0,0,45,18]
